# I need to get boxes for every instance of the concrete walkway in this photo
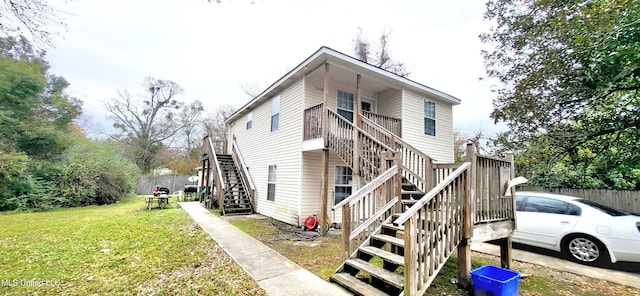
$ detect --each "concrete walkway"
[179,202,351,296]
[471,242,640,289]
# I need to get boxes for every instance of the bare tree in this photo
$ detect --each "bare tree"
[203,104,237,154]
[0,0,67,47]
[105,77,190,173]
[353,27,410,77]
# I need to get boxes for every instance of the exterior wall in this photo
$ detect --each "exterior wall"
[376,88,402,119]
[300,150,352,226]
[304,72,377,112]
[401,88,454,163]
[229,79,304,225]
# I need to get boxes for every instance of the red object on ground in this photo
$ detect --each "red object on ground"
[303,215,320,231]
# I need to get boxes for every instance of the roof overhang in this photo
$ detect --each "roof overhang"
[225,46,461,124]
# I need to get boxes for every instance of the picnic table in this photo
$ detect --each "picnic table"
[144,195,169,210]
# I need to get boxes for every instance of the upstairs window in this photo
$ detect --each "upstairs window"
[267,165,277,201]
[424,100,436,136]
[271,96,280,131]
[337,89,354,122]
[246,112,253,129]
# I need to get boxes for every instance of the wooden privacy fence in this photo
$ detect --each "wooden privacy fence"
[137,175,193,195]
[518,186,640,213]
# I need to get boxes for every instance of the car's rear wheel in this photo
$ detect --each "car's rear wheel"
[563,235,609,266]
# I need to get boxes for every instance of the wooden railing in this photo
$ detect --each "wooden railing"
[303,103,323,140]
[360,116,435,192]
[363,110,402,137]
[231,140,255,210]
[394,162,471,296]
[205,135,226,210]
[333,165,400,259]
[327,109,395,182]
[474,154,515,224]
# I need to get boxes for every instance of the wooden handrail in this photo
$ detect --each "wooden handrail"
[394,162,471,226]
[333,165,398,210]
[206,136,226,211]
[231,140,255,209]
[362,110,402,137]
[333,165,401,259]
[303,103,324,140]
[328,109,395,152]
[360,115,434,192]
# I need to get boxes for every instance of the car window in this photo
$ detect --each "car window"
[577,199,626,216]
[516,195,526,210]
[522,196,578,215]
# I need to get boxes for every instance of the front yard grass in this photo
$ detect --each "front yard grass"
[0,197,264,296]
[228,216,640,296]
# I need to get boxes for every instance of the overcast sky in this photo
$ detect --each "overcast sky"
[46,0,505,137]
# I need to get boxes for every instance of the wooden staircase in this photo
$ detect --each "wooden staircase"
[331,216,406,295]
[317,107,515,295]
[216,154,253,215]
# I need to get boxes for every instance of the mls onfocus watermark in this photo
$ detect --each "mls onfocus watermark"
[2,278,60,287]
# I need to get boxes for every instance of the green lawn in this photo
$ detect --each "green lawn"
[0,197,264,296]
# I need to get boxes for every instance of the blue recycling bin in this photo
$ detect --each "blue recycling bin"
[470,265,520,296]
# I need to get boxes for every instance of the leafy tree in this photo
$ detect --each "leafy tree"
[482,0,640,189]
[105,77,203,173]
[0,35,138,211]
[353,28,410,77]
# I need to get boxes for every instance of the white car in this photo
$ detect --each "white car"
[513,191,640,266]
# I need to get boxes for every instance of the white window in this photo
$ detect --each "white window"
[267,165,277,201]
[246,112,253,129]
[271,96,280,131]
[424,100,436,136]
[336,89,354,122]
[334,166,353,205]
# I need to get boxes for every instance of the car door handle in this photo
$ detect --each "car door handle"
[560,221,570,224]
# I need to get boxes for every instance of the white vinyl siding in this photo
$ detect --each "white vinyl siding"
[300,150,352,226]
[229,79,304,225]
[267,165,276,201]
[377,89,402,119]
[424,100,436,136]
[271,96,280,131]
[401,88,454,163]
[246,112,253,129]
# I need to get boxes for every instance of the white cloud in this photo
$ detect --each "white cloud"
[46,0,506,136]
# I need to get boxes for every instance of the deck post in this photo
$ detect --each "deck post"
[404,215,417,296]
[353,74,361,177]
[395,152,403,212]
[322,63,329,147]
[457,143,476,287]
[200,158,206,203]
[499,152,515,269]
[320,148,330,236]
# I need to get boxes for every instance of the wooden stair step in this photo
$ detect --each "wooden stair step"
[330,273,388,296]
[402,190,424,195]
[345,258,404,289]
[382,223,404,233]
[359,246,404,266]
[371,234,404,248]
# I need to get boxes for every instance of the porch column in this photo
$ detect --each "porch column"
[353,74,361,177]
[320,148,329,235]
[320,63,330,236]
[458,142,476,287]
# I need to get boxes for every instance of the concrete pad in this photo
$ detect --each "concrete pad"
[258,269,351,296]
[471,242,640,289]
[178,202,350,295]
